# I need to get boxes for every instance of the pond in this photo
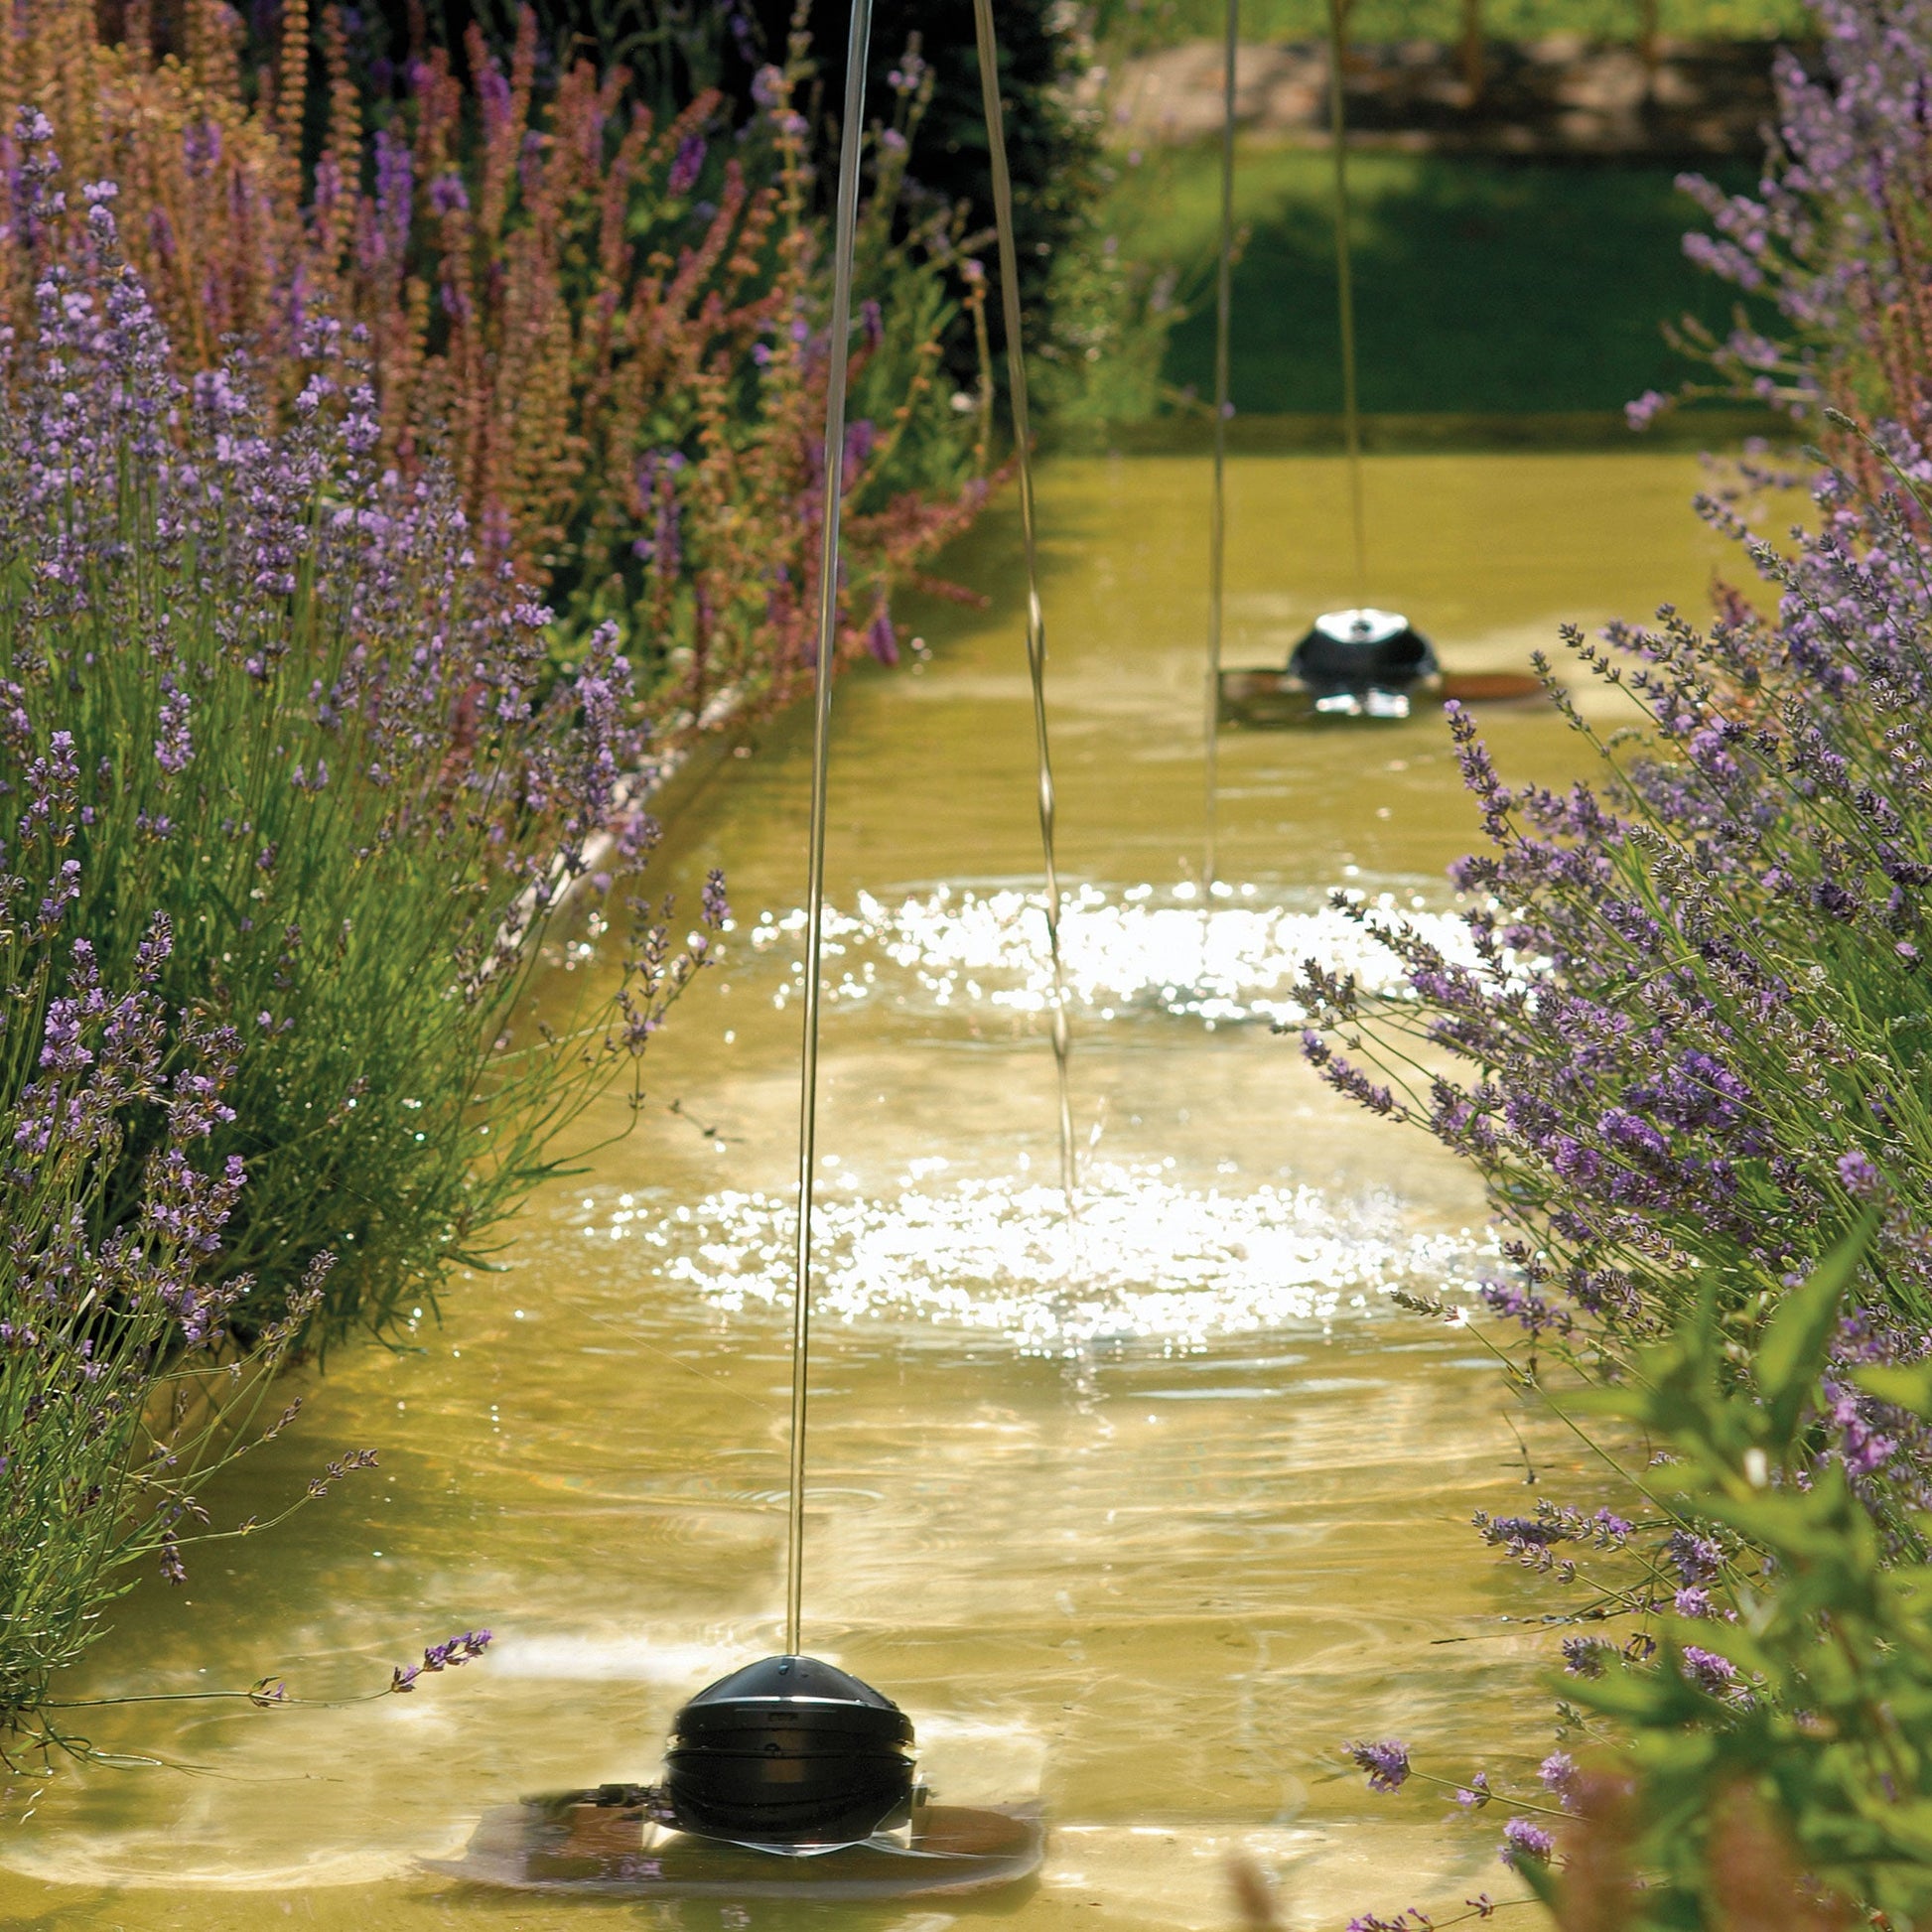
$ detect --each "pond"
[0,448,1745,1930]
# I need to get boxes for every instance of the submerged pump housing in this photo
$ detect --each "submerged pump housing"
[663,1654,917,1848]
[1288,607,1438,718]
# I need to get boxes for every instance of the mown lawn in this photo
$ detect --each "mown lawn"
[1101,146,1765,416]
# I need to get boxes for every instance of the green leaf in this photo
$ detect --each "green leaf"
[1757,1215,1879,1450]
[1700,1489,1861,1565]
[1512,1854,1559,1910]
[1853,1362,1932,1421]
[1558,1384,1659,1423]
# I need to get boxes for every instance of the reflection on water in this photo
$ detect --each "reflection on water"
[645,880,1503,1348]
[0,450,1731,1929]
[636,1159,1488,1346]
[753,884,1533,1028]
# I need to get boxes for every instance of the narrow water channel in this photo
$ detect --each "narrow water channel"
[0,449,1744,1930]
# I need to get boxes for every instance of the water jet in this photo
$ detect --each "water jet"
[1200,9,1545,744]
[431,0,1052,1895]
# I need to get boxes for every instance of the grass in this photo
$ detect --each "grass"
[1100,147,1765,417]
[1096,0,1810,51]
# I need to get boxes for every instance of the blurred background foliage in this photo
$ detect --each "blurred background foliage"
[358,0,1110,398]
[331,0,1787,432]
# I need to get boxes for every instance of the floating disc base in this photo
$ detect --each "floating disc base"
[1217,666,1441,727]
[422,1794,1044,1899]
[1216,667,1545,729]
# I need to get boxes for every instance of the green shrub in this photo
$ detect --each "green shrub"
[1343,1226,1932,1929]
[1540,1225,1932,1928]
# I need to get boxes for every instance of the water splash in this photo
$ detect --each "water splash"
[588,1163,1488,1352]
[746,882,1526,1026]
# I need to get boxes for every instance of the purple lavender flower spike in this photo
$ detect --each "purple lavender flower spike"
[1499,1818,1554,1868]
[1681,1645,1742,1697]
[1625,388,1672,431]
[866,601,899,666]
[1537,1752,1580,1806]
[1561,1636,1609,1677]
[1343,1738,1411,1793]
[1838,1150,1883,1198]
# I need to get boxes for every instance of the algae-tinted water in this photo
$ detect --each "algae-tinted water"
[0,450,1747,1930]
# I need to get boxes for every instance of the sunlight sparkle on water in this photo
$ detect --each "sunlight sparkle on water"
[591,1162,1487,1352]
[749,883,1523,1024]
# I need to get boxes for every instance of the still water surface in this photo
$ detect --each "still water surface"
[0,451,1746,1929]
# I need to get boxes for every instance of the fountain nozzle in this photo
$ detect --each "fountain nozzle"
[662,1655,917,1849]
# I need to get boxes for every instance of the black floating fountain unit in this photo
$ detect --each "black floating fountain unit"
[1288,607,1440,720]
[663,1654,917,1849]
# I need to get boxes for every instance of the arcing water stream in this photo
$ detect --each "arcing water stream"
[0,448,1748,1929]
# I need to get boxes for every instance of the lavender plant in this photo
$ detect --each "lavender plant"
[1300,404,1932,1367]
[2,118,719,1345]
[1648,0,1932,460]
[1297,14,1932,1915]
[1297,461,1932,1846]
